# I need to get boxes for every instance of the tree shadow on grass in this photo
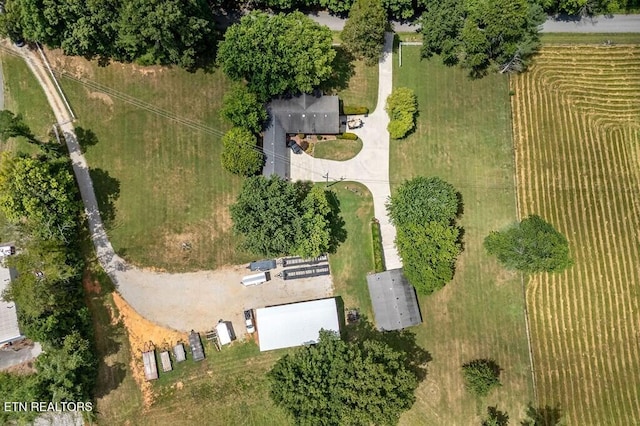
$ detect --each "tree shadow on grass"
[326,190,347,253]
[320,46,355,94]
[89,168,121,230]
[75,127,100,153]
[521,404,563,426]
[345,316,431,381]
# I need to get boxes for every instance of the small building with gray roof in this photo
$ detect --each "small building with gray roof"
[367,268,422,331]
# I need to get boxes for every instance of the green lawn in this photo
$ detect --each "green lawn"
[391,47,533,424]
[327,182,375,319]
[1,52,55,153]
[334,57,379,112]
[49,50,253,271]
[313,138,362,161]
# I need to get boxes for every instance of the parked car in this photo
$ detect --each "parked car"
[287,140,303,154]
[244,309,255,334]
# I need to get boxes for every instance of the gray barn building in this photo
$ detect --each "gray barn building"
[263,93,340,179]
[367,268,422,331]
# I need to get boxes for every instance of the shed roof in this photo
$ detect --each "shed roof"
[367,268,422,331]
[0,257,21,345]
[173,343,186,362]
[142,350,158,380]
[256,298,340,351]
[189,330,205,361]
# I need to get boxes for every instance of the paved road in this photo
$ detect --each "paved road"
[290,33,402,270]
[309,12,640,33]
[542,14,640,32]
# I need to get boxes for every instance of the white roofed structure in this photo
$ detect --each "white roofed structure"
[0,256,22,345]
[256,298,340,351]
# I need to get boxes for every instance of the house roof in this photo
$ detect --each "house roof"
[0,257,21,345]
[262,93,340,179]
[367,268,422,331]
[262,119,290,179]
[255,298,340,351]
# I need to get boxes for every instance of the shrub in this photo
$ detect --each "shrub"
[338,132,358,140]
[462,359,502,397]
[343,105,369,115]
[385,87,418,139]
[220,84,267,133]
[371,219,385,273]
[221,127,263,176]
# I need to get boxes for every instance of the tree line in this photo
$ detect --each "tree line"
[0,0,217,69]
[0,111,96,423]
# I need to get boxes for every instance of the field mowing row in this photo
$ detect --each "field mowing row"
[512,45,640,425]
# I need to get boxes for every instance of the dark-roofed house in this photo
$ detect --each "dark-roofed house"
[263,93,340,178]
[367,268,422,331]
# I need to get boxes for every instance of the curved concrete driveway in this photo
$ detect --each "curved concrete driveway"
[290,32,401,269]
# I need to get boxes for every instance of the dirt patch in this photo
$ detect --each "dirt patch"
[111,292,187,409]
[87,90,114,106]
[83,270,102,294]
[4,360,36,375]
[46,48,95,79]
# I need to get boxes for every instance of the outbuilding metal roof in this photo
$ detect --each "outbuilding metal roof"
[189,330,205,361]
[0,259,21,345]
[256,298,340,351]
[367,268,422,331]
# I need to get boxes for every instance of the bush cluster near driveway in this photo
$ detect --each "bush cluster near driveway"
[386,87,418,139]
[390,46,532,424]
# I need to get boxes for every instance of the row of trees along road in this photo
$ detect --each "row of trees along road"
[0,0,216,69]
[0,111,97,424]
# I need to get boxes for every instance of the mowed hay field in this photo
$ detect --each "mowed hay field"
[392,47,533,424]
[512,45,640,425]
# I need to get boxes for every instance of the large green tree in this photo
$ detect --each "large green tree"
[36,331,97,401]
[0,154,80,242]
[220,84,267,133]
[387,176,462,294]
[268,330,419,425]
[220,127,263,177]
[461,359,502,397]
[217,11,335,100]
[2,0,215,68]
[341,0,387,66]
[387,176,459,227]
[484,215,572,274]
[230,176,344,257]
[115,0,215,69]
[396,221,461,294]
[420,0,545,77]
[295,185,344,258]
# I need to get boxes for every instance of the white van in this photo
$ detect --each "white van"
[241,272,270,286]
